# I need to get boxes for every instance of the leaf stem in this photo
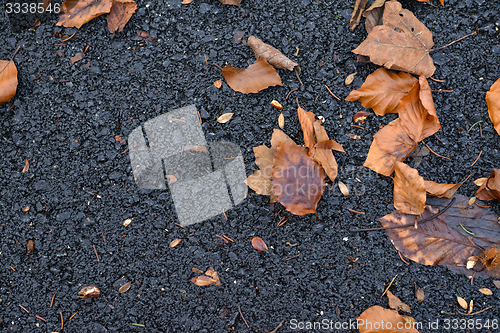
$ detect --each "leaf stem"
[430,30,477,52]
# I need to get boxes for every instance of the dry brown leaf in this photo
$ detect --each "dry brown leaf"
[169,238,182,248]
[181,0,194,3]
[191,275,217,286]
[363,0,386,33]
[245,170,275,199]
[27,240,34,254]
[247,36,299,73]
[278,113,284,129]
[213,79,222,88]
[398,75,440,142]
[251,237,268,252]
[353,110,372,123]
[386,290,411,313]
[311,121,341,182]
[192,267,204,274]
[297,106,316,150]
[118,281,132,294]
[346,68,417,116]
[486,77,500,136]
[480,248,500,272]
[205,267,221,285]
[0,60,18,105]
[357,305,421,333]
[221,58,282,94]
[364,118,417,176]
[345,72,357,86]
[474,177,488,187]
[57,0,113,29]
[218,0,241,5]
[424,180,463,198]
[315,140,345,153]
[217,113,234,123]
[270,128,296,148]
[71,53,84,64]
[272,142,325,215]
[393,162,426,215]
[493,280,500,289]
[457,296,468,310]
[107,0,137,33]
[338,181,349,196]
[353,1,435,77]
[475,169,500,201]
[478,288,493,295]
[350,0,369,30]
[415,286,424,303]
[22,159,29,173]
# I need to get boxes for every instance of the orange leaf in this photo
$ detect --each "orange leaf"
[357,305,421,333]
[191,275,217,286]
[393,162,426,215]
[107,0,137,33]
[218,0,241,5]
[272,142,325,215]
[353,1,435,77]
[245,170,276,200]
[315,140,345,153]
[386,290,411,313]
[22,159,29,173]
[311,121,343,182]
[486,77,500,136]
[475,169,500,201]
[297,106,316,150]
[346,68,417,116]
[364,119,417,176]
[398,75,440,142]
[424,180,463,198]
[204,267,221,285]
[0,60,18,105]
[363,0,386,33]
[270,128,296,148]
[247,36,299,72]
[57,0,113,29]
[221,58,282,94]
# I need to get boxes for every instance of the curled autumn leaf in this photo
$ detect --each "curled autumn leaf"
[297,106,316,150]
[221,58,282,94]
[247,36,300,74]
[57,0,113,29]
[475,169,500,201]
[480,248,500,277]
[363,0,386,33]
[386,290,411,313]
[357,305,421,333]
[486,78,500,136]
[346,68,417,116]
[424,180,463,198]
[107,0,137,33]
[353,1,435,77]
[272,142,326,215]
[350,0,368,30]
[393,162,426,215]
[0,60,18,105]
[311,121,343,182]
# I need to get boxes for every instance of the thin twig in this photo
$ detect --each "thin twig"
[351,124,364,130]
[468,120,483,133]
[429,77,445,83]
[398,251,410,265]
[212,62,223,70]
[68,312,78,321]
[35,315,46,322]
[215,234,228,243]
[50,294,55,308]
[284,254,300,261]
[269,319,285,333]
[347,208,365,215]
[457,306,492,316]
[324,84,341,101]
[422,141,450,160]
[100,227,106,243]
[10,45,21,62]
[286,88,298,100]
[430,89,454,92]
[470,150,482,167]
[93,244,100,261]
[223,235,234,242]
[350,197,456,232]
[60,312,64,331]
[60,31,77,42]
[431,30,477,52]
[238,305,250,328]
[382,275,398,297]
[19,304,29,313]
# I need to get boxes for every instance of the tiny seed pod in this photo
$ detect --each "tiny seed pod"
[169,238,182,248]
[27,240,34,254]
[278,113,284,129]
[78,286,101,299]
[217,113,234,124]
[251,237,268,252]
[478,288,492,295]
[456,296,468,310]
[271,100,283,109]
[118,281,132,294]
[353,110,372,123]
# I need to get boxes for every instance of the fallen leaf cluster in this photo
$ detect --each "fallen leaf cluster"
[0,60,18,105]
[245,104,344,215]
[56,0,137,33]
[191,267,221,286]
[221,36,300,94]
[475,169,500,201]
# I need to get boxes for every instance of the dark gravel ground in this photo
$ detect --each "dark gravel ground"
[1,0,500,332]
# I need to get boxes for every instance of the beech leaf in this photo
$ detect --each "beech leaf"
[0,60,18,105]
[247,36,300,73]
[363,0,386,33]
[107,0,137,33]
[57,0,113,29]
[393,162,426,215]
[221,58,282,94]
[346,68,417,116]
[386,290,411,313]
[311,121,341,182]
[350,0,369,30]
[424,180,463,198]
[353,1,435,77]
[297,106,316,150]
[272,142,325,215]
[357,306,421,333]
[486,78,500,136]
[475,169,500,201]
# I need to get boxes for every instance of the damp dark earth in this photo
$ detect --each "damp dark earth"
[1,0,500,332]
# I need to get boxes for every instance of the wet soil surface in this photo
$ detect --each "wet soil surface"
[1,0,499,332]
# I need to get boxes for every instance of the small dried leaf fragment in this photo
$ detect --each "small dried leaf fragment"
[480,247,500,271]
[311,121,342,182]
[169,238,182,248]
[181,0,194,3]
[221,58,282,94]
[192,267,204,274]
[493,280,500,289]
[22,206,30,212]
[0,60,18,105]
[115,135,126,145]
[123,218,134,227]
[27,240,34,254]
[278,113,284,129]
[191,275,217,286]
[22,159,29,173]
[346,68,417,116]
[57,0,113,29]
[78,286,101,299]
[118,281,132,294]
[71,53,84,64]
[218,0,241,5]
[338,181,349,196]
[357,306,421,333]
[353,1,435,77]
[353,110,372,123]
[486,77,500,136]
[204,267,221,286]
[315,140,345,153]
[271,100,283,109]
[345,72,357,86]
[251,237,268,252]
[457,296,468,310]
[424,180,463,199]
[165,175,177,184]
[478,288,492,295]
[475,169,500,201]
[415,287,424,303]
[297,106,316,150]
[386,290,411,313]
[213,79,222,88]
[136,30,150,39]
[247,36,299,72]
[350,0,369,30]
[107,0,137,33]
[217,113,234,123]
[233,30,245,44]
[363,0,386,33]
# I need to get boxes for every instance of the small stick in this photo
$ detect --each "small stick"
[60,31,77,42]
[429,77,445,82]
[347,208,365,215]
[284,254,300,261]
[398,251,410,265]
[269,319,285,333]
[433,133,443,143]
[277,217,288,227]
[467,120,483,133]
[10,45,22,62]
[53,43,67,46]
[60,312,64,331]
[324,84,341,101]
[457,306,492,316]
[10,265,15,271]
[212,62,223,70]
[382,275,398,297]
[222,209,227,220]
[68,312,78,321]
[351,124,364,130]
[350,197,456,232]
[471,271,476,285]
[100,227,106,243]
[238,305,250,328]
[470,150,482,167]
[50,294,55,308]
[175,223,187,229]
[19,304,29,313]
[314,94,320,103]
[84,45,90,53]
[431,30,477,52]
[286,88,298,100]
[93,244,100,261]
[35,315,46,322]
[422,141,450,160]
[475,202,491,208]
[215,234,228,243]
[430,89,454,93]
[223,235,234,242]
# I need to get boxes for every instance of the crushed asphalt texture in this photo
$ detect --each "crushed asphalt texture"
[1,0,500,332]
